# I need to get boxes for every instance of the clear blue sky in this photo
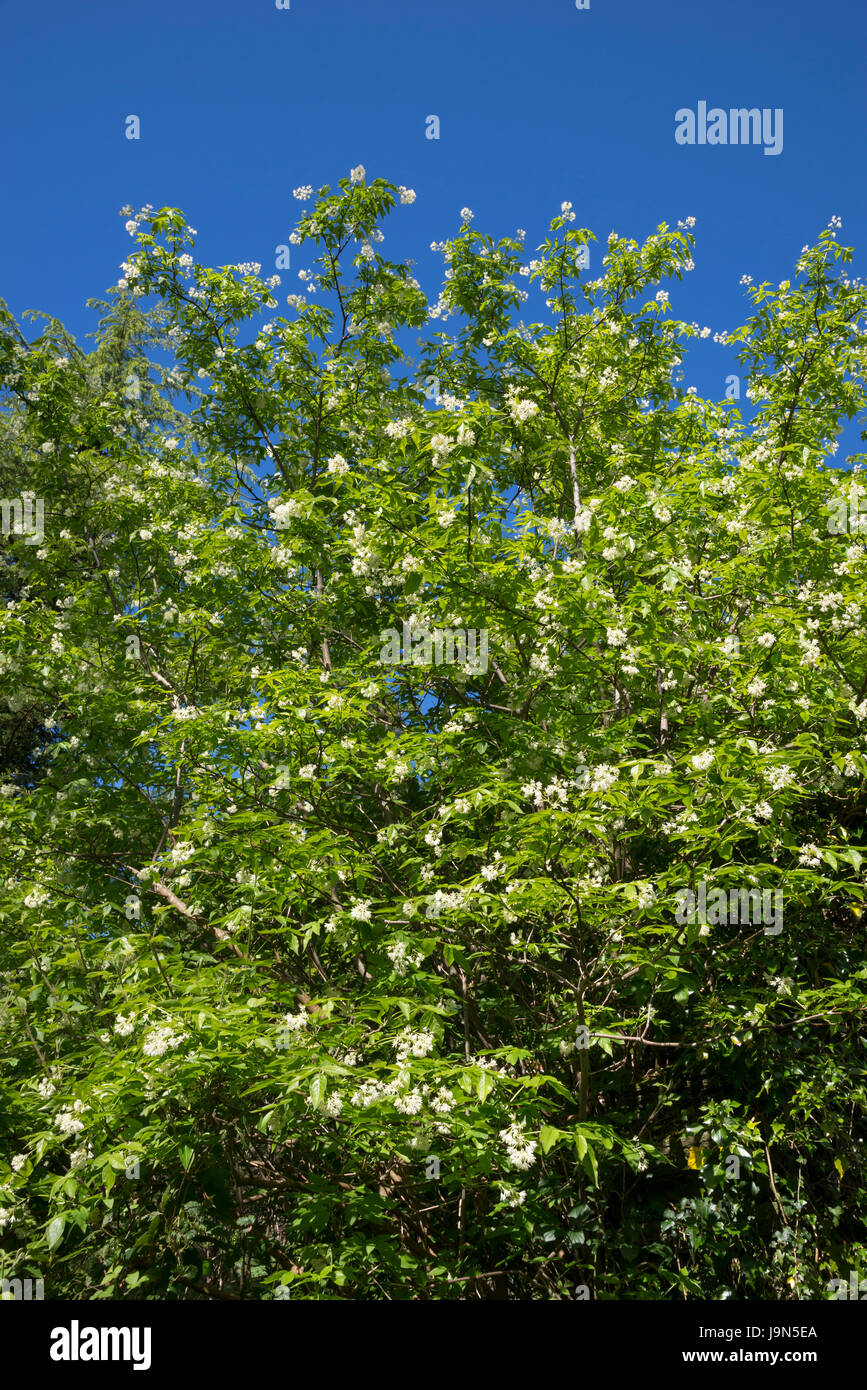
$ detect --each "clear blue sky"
[2,0,866,437]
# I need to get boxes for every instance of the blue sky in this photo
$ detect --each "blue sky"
[2,0,866,445]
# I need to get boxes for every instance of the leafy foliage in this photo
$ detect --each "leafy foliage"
[1,180,865,1299]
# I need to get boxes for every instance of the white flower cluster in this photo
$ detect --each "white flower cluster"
[113,1013,135,1037]
[765,764,794,792]
[349,1071,452,1118]
[661,808,699,837]
[386,940,425,975]
[346,517,379,578]
[385,418,412,439]
[142,1024,190,1057]
[350,1079,390,1109]
[590,764,619,793]
[430,432,454,460]
[498,1183,527,1208]
[281,1011,308,1039]
[394,1090,424,1115]
[173,705,202,721]
[544,517,570,542]
[269,497,303,528]
[56,1100,89,1136]
[499,1121,537,1170]
[505,385,539,424]
[326,453,350,475]
[425,887,468,918]
[521,778,571,810]
[480,853,504,882]
[429,1087,456,1115]
[226,905,252,933]
[394,1028,436,1061]
[635,881,656,909]
[23,886,50,909]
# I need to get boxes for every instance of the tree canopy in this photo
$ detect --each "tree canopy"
[1,176,865,1300]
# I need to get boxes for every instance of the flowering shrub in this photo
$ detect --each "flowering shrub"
[0,176,865,1299]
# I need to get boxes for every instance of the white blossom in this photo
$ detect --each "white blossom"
[591,764,619,793]
[499,1120,537,1170]
[142,1024,189,1057]
[56,1100,88,1136]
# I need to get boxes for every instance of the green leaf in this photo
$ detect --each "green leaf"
[46,1216,65,1251]
[476,1071,495,1102]
[582,1145,599,1186]
[540,1125,560,1154]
